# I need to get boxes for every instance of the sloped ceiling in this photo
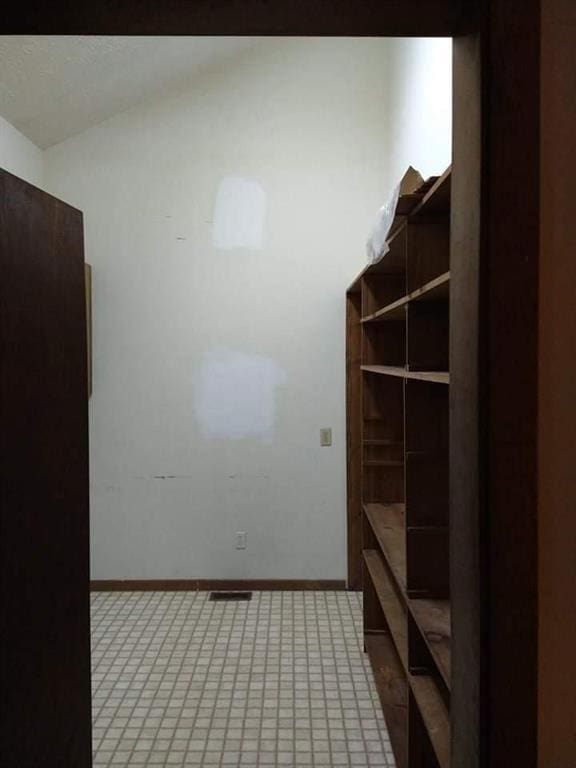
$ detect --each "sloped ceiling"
[0,36,261,148]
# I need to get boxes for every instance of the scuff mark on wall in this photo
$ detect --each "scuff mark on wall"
[134,475,195,480]
[153,475,194,480]
[228,474,270,480]
[194,349,286,440]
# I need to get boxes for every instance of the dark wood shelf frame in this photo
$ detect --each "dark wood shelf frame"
[347,167,452,767]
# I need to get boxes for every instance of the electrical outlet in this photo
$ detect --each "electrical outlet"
[320,428,332,447]
[236,531,247,550]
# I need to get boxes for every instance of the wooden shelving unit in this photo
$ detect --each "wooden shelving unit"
[346,167,451,767]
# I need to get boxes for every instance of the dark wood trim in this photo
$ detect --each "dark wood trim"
[91,579,347,592]
[538,1,576,764]
[483,2,540,766]
[346,287,363,590]
[0,0,478,36]
[1,2,553,766]
[452,2,542,764]
[450,33,484,768]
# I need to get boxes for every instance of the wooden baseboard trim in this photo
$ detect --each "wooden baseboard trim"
[90,579,347,592]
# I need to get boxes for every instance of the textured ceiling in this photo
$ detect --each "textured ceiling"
[0,37,261,148]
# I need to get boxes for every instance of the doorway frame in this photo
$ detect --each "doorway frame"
[0,2,544,766]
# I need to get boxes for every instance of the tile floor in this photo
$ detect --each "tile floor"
[91,591,395,767]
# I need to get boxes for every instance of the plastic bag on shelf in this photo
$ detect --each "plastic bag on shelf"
[366,183,401,265]
[366,166,424,265]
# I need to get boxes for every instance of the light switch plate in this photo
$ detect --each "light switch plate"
[320,428,332,447]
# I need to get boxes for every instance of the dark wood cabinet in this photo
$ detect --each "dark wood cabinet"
[0,169,92,768]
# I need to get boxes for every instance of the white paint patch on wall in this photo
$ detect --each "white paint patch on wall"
[213,176,267,250]
[194,349,286,440]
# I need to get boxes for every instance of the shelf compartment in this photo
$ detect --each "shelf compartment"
[363,542,451,698]
[362,463,404,505]
[406,219,450,294]
[362,273,406,318]
[409,598,451,691]
[362,371,404,503]
[408,677,450,768]
[406,526,449,599]
[365,633,408,768]
[363,549,408,666]
[362,318,406,368]
[405,451,448,527]
[364,503,406,590]
[411,167,451,220]
[408,689,442,768]
[362,365,449,385]
[361,271,450,325]
[364,440,404,463]
[405,380,449,453]
[407,299,449,372]
[389,177,440,235]
[364,435,403,465]
[362,373,404,443]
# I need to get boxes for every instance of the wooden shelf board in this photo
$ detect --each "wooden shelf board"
[410,271,450,303]
[361,271,450,324]
[409,598,451,690]
[363,549,408,667]
[364,302,407,323]
[362,366,450,385]
[362,298,407,323]
[404,370,450,385]
[365,633,408,768]
[364,503,406,590]
[362,365,408,379]
[409,673,450,768]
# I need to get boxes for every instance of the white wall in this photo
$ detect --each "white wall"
[385,38,452,192]
[45,37,452,581]
[0,113,44,187]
